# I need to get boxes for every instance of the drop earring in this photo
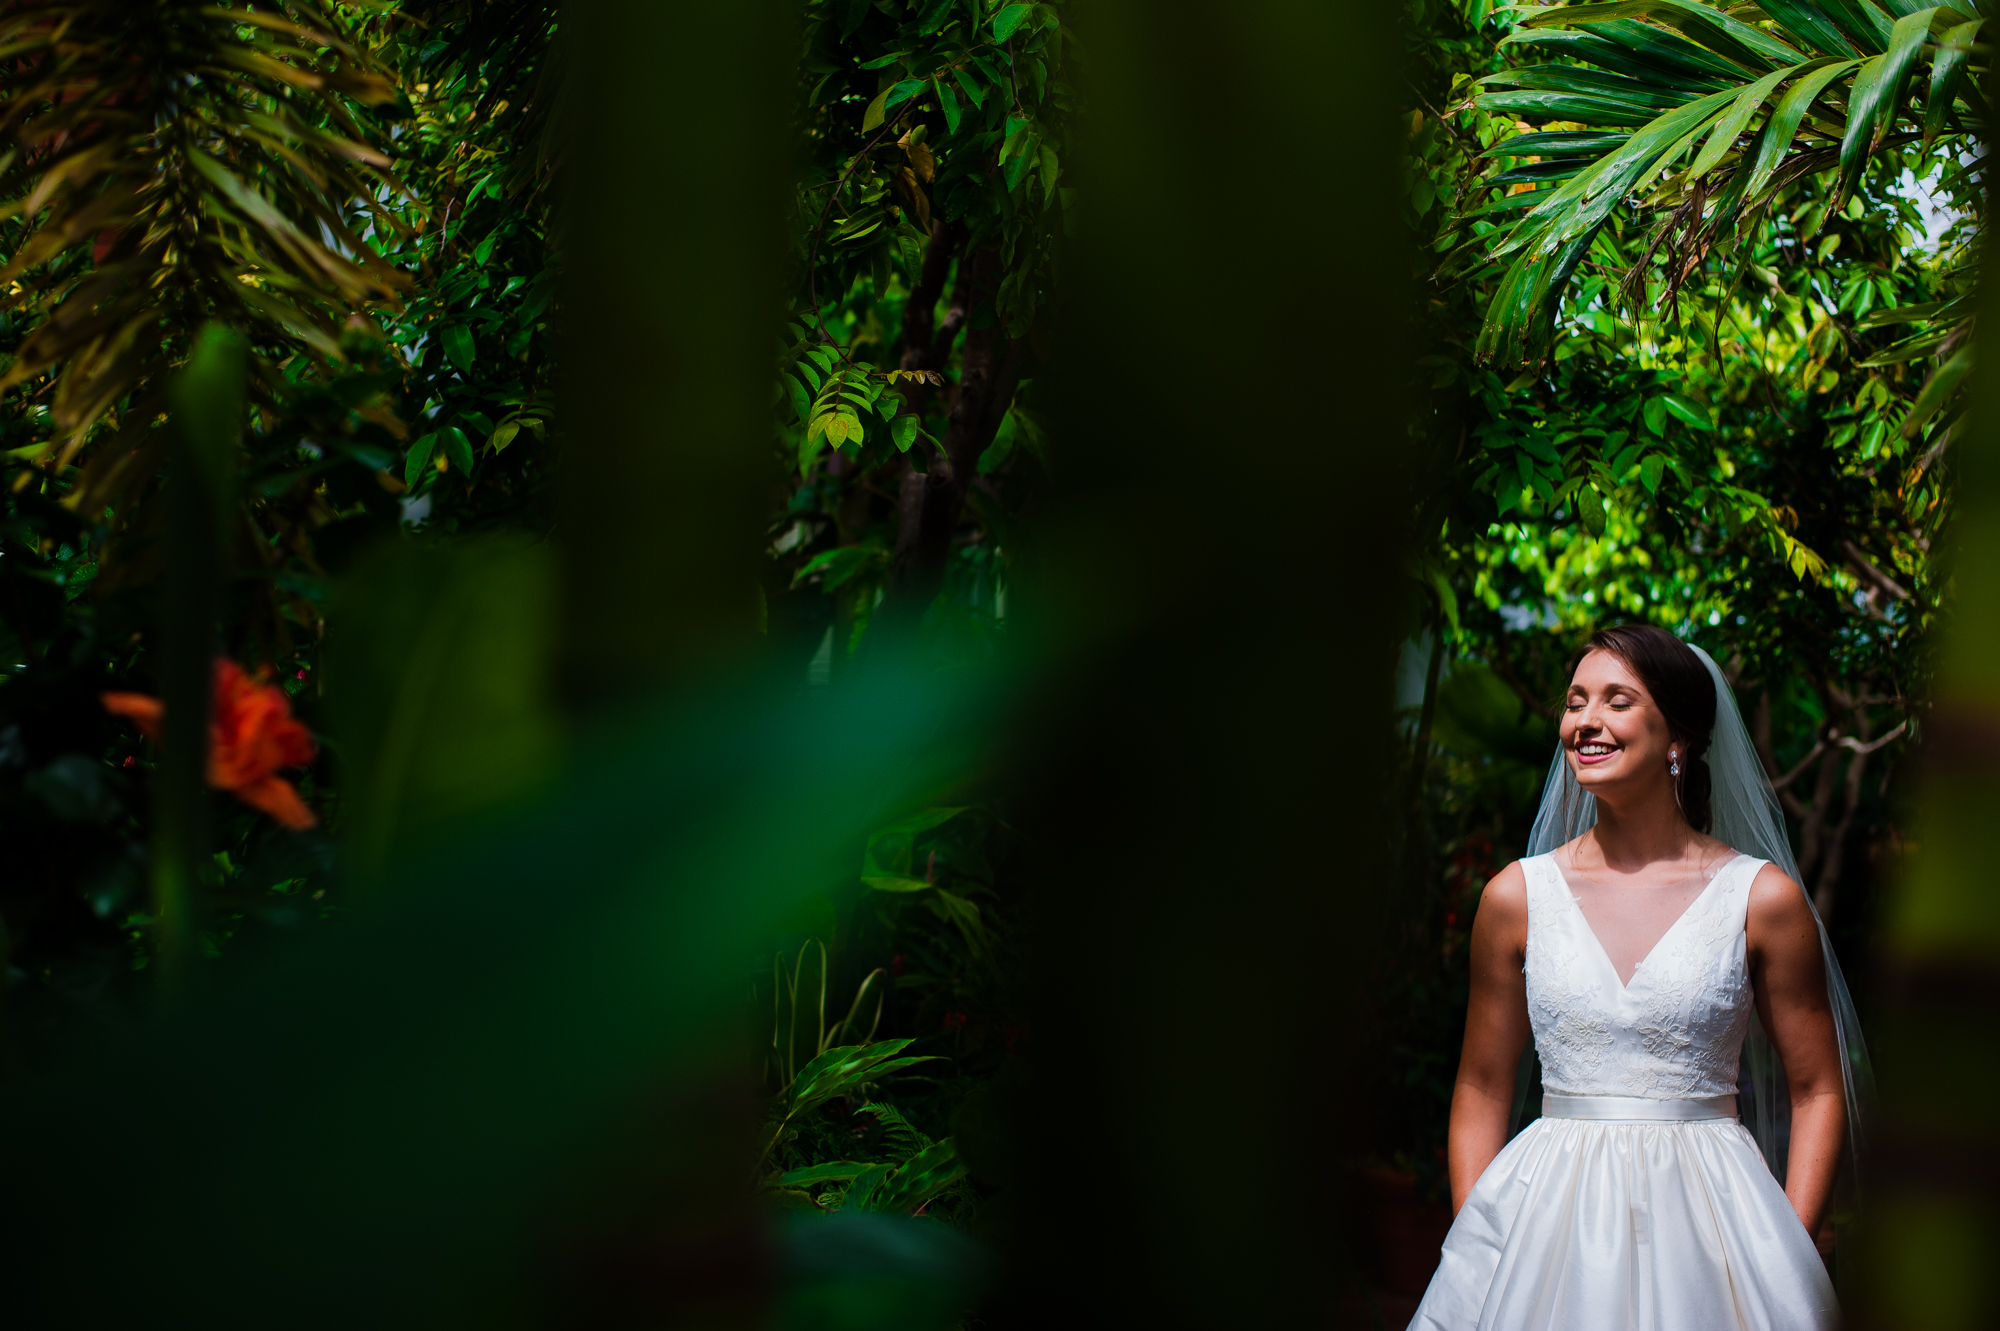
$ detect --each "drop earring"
[1669,749,1681,777]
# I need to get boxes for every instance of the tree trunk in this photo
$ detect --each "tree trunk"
[880,244,1019,629]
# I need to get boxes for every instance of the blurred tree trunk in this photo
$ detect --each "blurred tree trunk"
[999,0,1406,1323]
[557,0,789,703]
[1847,193,2000,1330]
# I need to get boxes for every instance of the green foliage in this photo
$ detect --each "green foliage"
[757,797,1021,1234]
[769,0,1068,678]
[1378,0,1953,1198]
[0,0,568,1020]
[0,1,407,479]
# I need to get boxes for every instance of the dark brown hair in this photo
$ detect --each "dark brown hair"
[1573,624,1718,832]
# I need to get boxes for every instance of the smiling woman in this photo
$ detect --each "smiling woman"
[1410,624,1850,1331]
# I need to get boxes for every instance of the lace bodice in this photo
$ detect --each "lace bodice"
[1522,851,1761,1099]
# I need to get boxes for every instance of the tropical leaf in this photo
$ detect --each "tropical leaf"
[1464,0,1985,365]
[0,0,409,489]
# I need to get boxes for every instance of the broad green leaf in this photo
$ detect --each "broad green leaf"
[863,806,968,879]
[1487,130,1633,158]
[1476,90,1663,127]
[1641,454,1667,494]
[862,875,935,893]
[992,3,1033,40]
[794,542,886,590]
[869,1139,968,1213]
[1924,18,1982,148]
[932,888,984,937]
[858,52,908,70]
[884,78,926,111]
[1816,0,1897,50]
[488,420,520,454]
[1478,64,1698,113]
[1685,65,1796,181]
[442,426,474,473]
[1520,431,1561,464]
[915,0,956,34]
[787,1039,935,1113]
[404,432,438,489]
[1430,569,1460,634]
[1579,484,1608,535]
[1499,29,1732,93]
[1903,343,1972,435]
[1642,397,1670,435]
[891,413,920,451]
[844,1164,893,1211]
[1839,11,1935,197]
[1662,394,1713,429]
[1038,143,1060,203]
[784,372,812,424]
[937,79,962,134]
[1744,59,1859,200]
[442,325,475,374]
[1488,161,1585,189]
[862,86,891,132]
[1517,0,1804,70]
[1474,86,1738,361]
[952,67,986,108]
[1005,135,1039,192]
[1757,0,1865,55]
[775,1161,876,1188]
[1572,17,1756,82]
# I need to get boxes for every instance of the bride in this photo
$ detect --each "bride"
[1409,625,1865,1330]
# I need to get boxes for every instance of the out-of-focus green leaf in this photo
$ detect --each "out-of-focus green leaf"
[776,1161,876,1189]
[868,1140,967,1213]
[992,4,1033,40]
[1662,394,1712,429]
[442,425,475,473]
[862,86,891,131]
[405,432,440,489]
[442,325,476,374]
[1641,453,1667,493]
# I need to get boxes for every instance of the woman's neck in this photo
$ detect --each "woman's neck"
[1583,786,1693,872]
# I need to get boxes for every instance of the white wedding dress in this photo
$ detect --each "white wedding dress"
[1408,851,1838,1331]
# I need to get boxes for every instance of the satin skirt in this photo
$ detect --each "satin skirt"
[1407,1116,1838,1331]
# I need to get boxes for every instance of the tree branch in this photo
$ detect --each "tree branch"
[1842,538,1911,602]
[1770,737,1829,792]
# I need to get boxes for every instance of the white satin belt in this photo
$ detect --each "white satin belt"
[1540,1092,1738,1121]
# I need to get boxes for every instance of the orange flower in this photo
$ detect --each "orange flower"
[103,658,319,830]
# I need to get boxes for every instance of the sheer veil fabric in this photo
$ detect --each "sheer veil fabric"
[1524,643,1872,1180]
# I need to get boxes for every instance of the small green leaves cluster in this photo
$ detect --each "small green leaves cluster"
[784,321,941,475]
[759,1036,971,1216]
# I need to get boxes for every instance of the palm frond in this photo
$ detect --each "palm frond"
[0,0,410,496]
[1467,0,1986,365]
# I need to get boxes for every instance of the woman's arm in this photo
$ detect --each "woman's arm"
[1746,864,1847,1238]
[1447,862,1532,1214]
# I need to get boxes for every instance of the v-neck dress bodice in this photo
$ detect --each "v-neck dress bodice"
[1526,852,1757,1101]
[1410,851,1838,1331]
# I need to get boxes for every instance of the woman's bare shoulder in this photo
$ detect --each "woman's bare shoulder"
[1745,861,1814,925]
[1477,860,1530,923]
